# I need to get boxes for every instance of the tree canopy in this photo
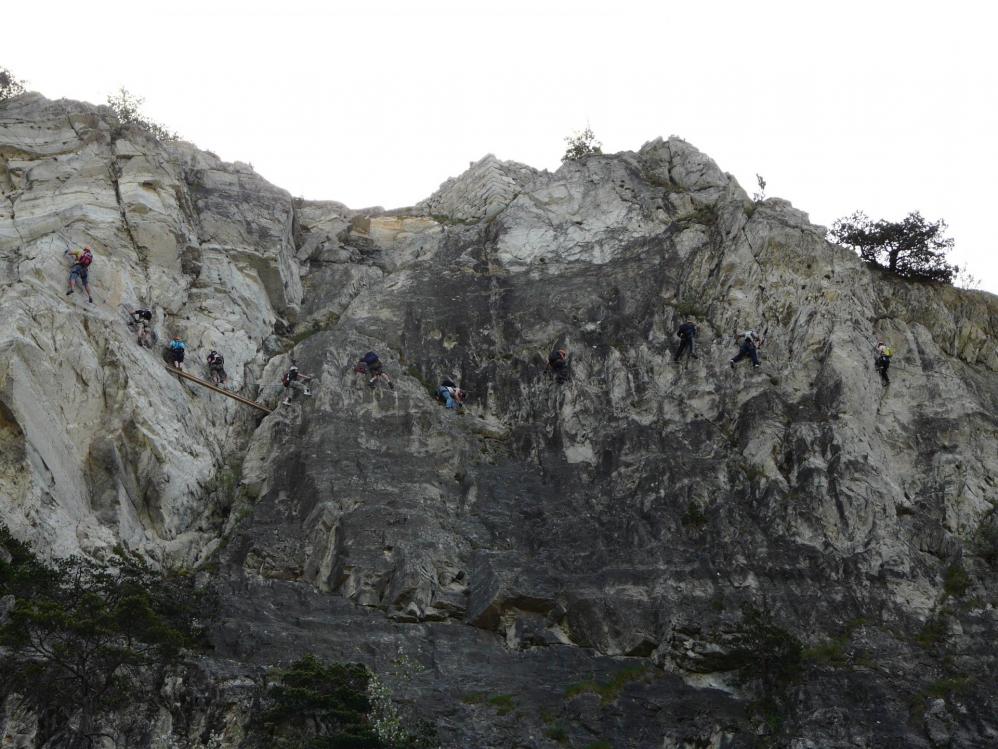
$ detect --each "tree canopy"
[563,126,602,161]
[828,210,957,283]
[0,526,212,748]
[0,66,26,101]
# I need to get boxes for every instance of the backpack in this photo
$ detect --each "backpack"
[362,351,379,366]
[882,346,893,357]
[281,371,291,388]
[79,250,93,267]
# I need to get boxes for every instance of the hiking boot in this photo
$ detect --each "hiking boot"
[282,399,292,406]
[368,380,376,388]
[388,382,395,390]
[729,360,735,369]
[753,364,760,368]
[88,297,93,303]
[66,289,73,296]
[303,389,312,396]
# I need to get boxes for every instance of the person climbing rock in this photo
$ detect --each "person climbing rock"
[674,317,699,362]
[65,245,94,303]
[546,348,570,384]
[875,341,893,386]
[729,331,762,369]
[168,336,187,370]
[356,351,394,390]
[130,308,156,348]
[130,308,153,325]
[207,350,227,386]
[281,365,314,406]
[436,378,466,410]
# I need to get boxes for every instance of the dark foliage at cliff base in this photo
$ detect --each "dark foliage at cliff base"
[829,210,957,283]
[254,655,380,748]
[0,525,213,748]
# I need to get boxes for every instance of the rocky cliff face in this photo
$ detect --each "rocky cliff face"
[2,92,997,748]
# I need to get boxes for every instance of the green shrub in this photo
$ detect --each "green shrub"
[105,87,178,141]
[565,665,650,704]
[487,693,516,716]
[563,126,602,161]
[942,562,970,598]
[260,655,377,748]
[544,723,569,743]
[681,502,708,530]
[0,66,26,101]
[916,615,949,648]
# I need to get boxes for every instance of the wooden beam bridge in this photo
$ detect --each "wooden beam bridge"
[166,367,273,414]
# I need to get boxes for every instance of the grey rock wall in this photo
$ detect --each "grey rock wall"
[2,91,996,748]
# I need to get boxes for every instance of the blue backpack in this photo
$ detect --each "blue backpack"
[362,351,379,366]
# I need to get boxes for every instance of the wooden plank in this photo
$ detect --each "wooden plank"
[166,367,273,414]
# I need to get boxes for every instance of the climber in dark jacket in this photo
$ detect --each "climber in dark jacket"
[207,350,227,385]
[546,348,570,383]
[356,351,394,390]
[674,318,698,362]
[729,331,762,369]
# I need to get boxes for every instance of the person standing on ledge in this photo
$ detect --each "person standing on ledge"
[168,336,187,370]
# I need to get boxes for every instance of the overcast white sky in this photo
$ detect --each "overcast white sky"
[7,0,997,291]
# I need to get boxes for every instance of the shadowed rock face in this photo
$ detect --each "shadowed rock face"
[2,93,997,748]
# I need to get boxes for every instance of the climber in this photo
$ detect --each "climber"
[546,348,570,384]
[674,317,699,362]
[65,245,94,303]
[206,350,227,386]
[355,351,394,390]
[168,336,187,370]
[874,341,893,386]
[729,331,762,369]
[130,308,153,325]
[436,378,466,410]
[130,308,156,348]
[281,365,314,406]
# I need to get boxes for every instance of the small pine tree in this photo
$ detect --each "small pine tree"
[563,126,602,161]
[0,66,26,101]
[829,210,958,283]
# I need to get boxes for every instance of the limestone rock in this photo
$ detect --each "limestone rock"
[2,91,997,748]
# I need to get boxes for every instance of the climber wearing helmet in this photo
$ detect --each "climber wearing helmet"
[875,341,893,386]
[730,331,762,369]
[282,365,314,406]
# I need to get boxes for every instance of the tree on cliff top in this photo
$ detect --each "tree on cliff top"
[105,87,178,141]
[0,66,26,101]
[563,125,602,161]
[829,210,958,283]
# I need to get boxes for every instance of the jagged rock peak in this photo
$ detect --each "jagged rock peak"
[416,153,539,222]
